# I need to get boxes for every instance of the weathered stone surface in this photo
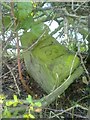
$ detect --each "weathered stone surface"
[21,32,82,94]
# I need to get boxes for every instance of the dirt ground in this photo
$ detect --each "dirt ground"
[2,56,90,119]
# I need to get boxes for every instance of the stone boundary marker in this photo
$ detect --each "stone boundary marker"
[0,1,89,119]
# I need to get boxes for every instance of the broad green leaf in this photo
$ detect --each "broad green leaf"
[31,22,44,36]
[17,2,33,21]
[2,16,11,29]
[18,2,32,10]
[20,22,46,47]
[18,16,33,30]
[18,10,28,20]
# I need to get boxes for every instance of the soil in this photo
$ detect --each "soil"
[2,57,46,99]
[1,56,90,119]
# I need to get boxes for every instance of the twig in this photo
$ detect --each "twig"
[10,2,34,95]
[1,9,5,42]
[24,30,46,52]
[74,1,88,12]
[50,104,88,118]
[77,95,90,103]
[3,61,20,95]
[2,32,14,52]
[71,0,74,10]
[64,111,88,119]
[0,64,18,79]
[66,52,78,81]
[64,16,69,45]
[49,109,88,119]
[34,6,87,24]
[79,53,90,82]
[24,11,56,53]
[50,24,63,36]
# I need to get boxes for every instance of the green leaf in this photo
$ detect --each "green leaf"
[13,102,18,107]
[34,102,42,107]
[13,95,18,102]
[20,22,46,47]
[26,95,33,104]
[0,94,6,100]
[23,114,29,118]
[3,106,12,118]
[23,113,35,119]
[17,2,32,21]
[19,16,33,30]
[2,16,11,29]
[11,95,19,107]
[29,113,35,119]
[6,101,14,106]
[31,22,44,37]
[19,10,28,20]
[18,2,32,10]
[15,2,33,30]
